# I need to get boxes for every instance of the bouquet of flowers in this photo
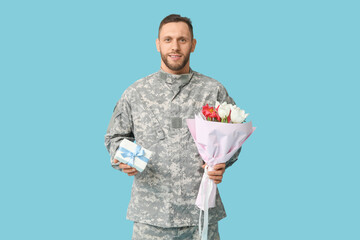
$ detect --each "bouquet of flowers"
[186,101,255,240]
[202,101,249,123]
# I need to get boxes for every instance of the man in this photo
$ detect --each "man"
[105,14,241,240]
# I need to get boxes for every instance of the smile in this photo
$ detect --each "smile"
[169,54,182,60]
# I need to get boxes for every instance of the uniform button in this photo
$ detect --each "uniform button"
[157,129,165,140]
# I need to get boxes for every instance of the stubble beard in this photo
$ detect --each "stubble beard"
[161,50,191,72]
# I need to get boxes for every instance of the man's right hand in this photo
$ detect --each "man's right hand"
[114,159,139,176]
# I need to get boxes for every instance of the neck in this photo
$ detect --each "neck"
[160,62,190,75]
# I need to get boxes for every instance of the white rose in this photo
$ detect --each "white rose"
[217,102,232,119]
[230,105,249,123]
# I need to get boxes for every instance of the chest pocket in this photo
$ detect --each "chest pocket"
[131,90,166,148]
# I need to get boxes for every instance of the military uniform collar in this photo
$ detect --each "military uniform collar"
[158,68,194,85]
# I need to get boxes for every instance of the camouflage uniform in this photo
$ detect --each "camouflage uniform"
[132,222,220,240]
[105,69,241,236]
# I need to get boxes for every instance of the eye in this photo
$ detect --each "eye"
[164,38,171,42]
[180,38,186,43]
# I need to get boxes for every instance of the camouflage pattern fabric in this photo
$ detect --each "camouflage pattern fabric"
[132,221,220,240]
[105,68,241,227]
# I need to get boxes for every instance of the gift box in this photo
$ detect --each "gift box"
[114,139,152,172]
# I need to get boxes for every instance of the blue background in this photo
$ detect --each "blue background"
[1,0,359,239]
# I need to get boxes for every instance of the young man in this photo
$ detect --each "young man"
[105,14,241,240]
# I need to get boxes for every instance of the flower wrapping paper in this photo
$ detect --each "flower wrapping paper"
[114,139,152,172]
[186,113,255,210]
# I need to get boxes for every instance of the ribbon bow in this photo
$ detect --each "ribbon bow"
[119,145,146,167]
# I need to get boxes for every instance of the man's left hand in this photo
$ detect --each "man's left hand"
[202,163,226,184]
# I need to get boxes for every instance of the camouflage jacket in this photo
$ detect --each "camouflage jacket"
[105,68,241,227]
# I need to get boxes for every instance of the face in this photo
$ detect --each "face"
[156,22,197,74]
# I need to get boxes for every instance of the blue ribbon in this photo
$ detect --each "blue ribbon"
[119,145,148,167]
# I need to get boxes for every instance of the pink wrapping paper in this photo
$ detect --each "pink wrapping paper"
[186,114,255,210]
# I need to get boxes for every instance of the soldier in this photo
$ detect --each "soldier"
[105,14,241,240]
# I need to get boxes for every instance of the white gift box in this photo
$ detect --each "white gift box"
[114,139,152,172]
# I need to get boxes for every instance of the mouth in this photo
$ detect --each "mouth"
[168,54,182,61]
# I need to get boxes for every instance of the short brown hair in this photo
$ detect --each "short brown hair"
[158,14,194,39]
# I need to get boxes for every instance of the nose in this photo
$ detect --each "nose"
[171,40,180,51]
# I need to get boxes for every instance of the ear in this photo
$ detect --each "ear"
[191,38,197,53]
[156,38,160,52]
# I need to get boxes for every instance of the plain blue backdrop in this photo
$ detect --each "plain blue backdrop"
[1,0,359,239]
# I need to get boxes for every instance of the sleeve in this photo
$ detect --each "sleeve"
[104,92,135,171]
[217,84,242,169]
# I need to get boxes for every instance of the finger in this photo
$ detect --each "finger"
[127,168,138,175]
[123,168,137,174]
[128,171,138,176]
[202,164,206,169]
[122,167,136,173]
[122,169,131,173]
[213,163,226,170]
[208,175,223,181]
[114,159,119,163]
[208,170,224,176]
[119,163,132,170]
[214,180,221,184]
[118,163,126,168]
